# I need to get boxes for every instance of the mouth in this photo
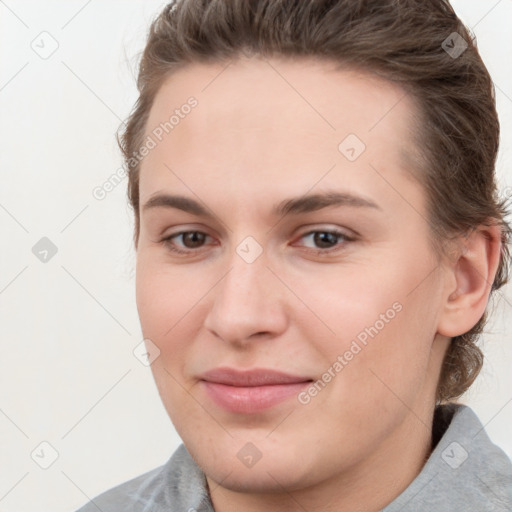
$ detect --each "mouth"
[199,367,313,414]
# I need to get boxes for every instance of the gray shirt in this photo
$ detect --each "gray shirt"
[76,404,512,511]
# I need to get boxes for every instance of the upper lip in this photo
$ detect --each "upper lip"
[200,367,312,387]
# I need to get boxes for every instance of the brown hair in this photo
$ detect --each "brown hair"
[118,0,510,402]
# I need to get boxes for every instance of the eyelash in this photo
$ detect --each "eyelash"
[160,229,354,256]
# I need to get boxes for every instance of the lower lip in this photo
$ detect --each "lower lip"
[202,381,310,413]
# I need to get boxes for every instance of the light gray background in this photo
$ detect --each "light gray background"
[0,1,511,511]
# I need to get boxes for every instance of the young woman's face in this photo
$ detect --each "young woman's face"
[136,58,450,494]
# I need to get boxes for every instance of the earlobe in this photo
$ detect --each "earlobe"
[437,224,502,338]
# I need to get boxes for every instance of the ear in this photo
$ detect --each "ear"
[437,224,502,338]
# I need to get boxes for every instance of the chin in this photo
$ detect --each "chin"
[187,439,323,494]
[204,462,310,494]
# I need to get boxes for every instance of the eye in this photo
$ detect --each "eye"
[295,229,354,252]
[161,231,213,253]
[160,228,353,255]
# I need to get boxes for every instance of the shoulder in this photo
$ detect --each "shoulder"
[384,404,512,512]
[75,464,167,512]
[74,444,212,512]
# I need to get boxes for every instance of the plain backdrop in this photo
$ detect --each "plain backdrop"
[0,1,511,511]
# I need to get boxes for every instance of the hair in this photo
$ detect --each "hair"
[118,0,510,402]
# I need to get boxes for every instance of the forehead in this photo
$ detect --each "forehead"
[139,57,420,203]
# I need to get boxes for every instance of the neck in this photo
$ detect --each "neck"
[207,404,435,512]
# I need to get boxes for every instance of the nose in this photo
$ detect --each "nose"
[203,248,288,346]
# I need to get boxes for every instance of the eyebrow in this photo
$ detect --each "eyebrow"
[141,191,380,218]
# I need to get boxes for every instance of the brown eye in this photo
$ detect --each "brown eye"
[161,231,213,254]
[180,231,207,248]
[294,228,354,254]
[313,231,340,248]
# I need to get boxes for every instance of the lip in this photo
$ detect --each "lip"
[199,368,312,413]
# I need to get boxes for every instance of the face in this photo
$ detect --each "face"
[135,57,450,494]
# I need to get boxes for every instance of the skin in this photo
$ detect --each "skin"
[135,57,501,512]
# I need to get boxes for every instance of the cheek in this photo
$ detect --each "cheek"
[292,252,441,406]
[136,252,204,336]
[135,252,223,389]
[135,255,208,424]
[285,261,405,352]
